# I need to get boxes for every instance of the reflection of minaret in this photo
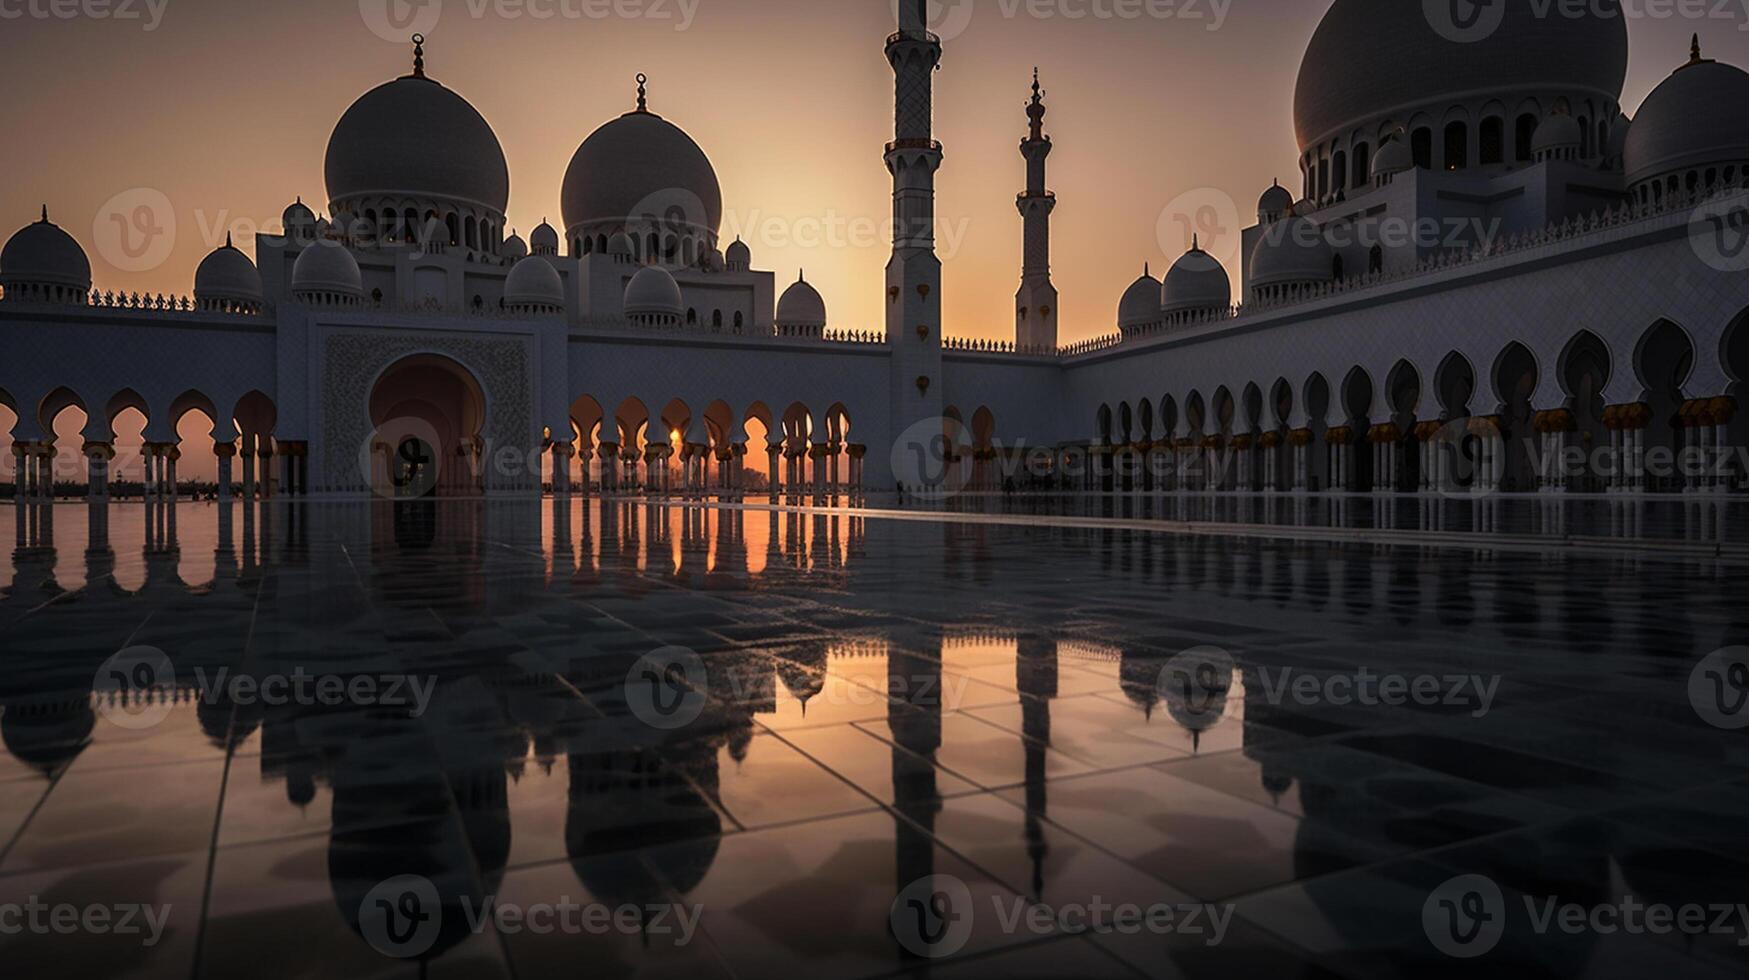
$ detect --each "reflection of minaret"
[885,0,945,469]
[1015,69,1058,351]
[1016,635,1058,898]
[888,628,944,931]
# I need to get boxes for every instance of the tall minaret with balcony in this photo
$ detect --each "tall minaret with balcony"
[1015,69,1058,352]
[885,0,945,449]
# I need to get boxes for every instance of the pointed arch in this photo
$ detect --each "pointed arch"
[1435,352,1476,419]
[1303,373,1331,426]
[1242,382,1264,433]
[1158,395,1178,437]
[1185,390,1207,435]
[1270,378,1293,426]
[1386,360,1421,419]
[1341,367,1374,423]
[971,406,996,451]
[1491,342,1539,412]
[614,396,651,450]
[1095,403,1113,444]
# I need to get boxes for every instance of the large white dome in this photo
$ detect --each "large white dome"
[561,83,722,251]
[1293,0,1628,154]
[324,62,509,218]
[1625,47,1749,190]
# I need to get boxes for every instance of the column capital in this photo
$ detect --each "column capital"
[213,442,237,459]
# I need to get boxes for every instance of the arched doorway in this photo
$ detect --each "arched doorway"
[1559,331,1611,491]
[368,354,487,498]
[1492,343,1538,491]
[1634,320,1694,492]
[1386,360,1421,492]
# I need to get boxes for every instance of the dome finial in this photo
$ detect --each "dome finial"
[226,231,234,248]
[1026,68,1047,138]
[1192,233,1200,251]
[1679,32,1714,71]
[39,204,48,223]
[411,33,426,79]
[636,73,648,112]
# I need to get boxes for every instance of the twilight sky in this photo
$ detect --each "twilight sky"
[0,0,1735,347]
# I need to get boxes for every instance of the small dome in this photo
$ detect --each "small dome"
[1160,242,1231,317]
[0,209,92,301]
[283,197,317,234]
[1250,215,1335,291]
[1258,181,1294,220]
[1371,136,1413,177]
[1533,111,1582,156]
[194,236,263,306]
[623,264,683,318]
[776,273,826,328]
[501,231,528,260]
[1117,265,1162,331]
[606,232,634,258]
[531,220,559,255]
[1624,43,1749,189]
[700,246,725,272]
[290,240,363,300]
[504,255,564,310]
[725,237,750,269]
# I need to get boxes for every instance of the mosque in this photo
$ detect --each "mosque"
[4,0,1749,500]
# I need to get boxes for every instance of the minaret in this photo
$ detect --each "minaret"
[884,0,945,479]
[1015,69,1058,352]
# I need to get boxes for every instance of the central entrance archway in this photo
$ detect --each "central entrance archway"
[368,354,487,497]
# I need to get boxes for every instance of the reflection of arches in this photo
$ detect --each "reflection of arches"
[370,354,488,497]
[1435,352,1475,419]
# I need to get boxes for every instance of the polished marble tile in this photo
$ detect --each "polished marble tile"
[0,497,1744,978]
